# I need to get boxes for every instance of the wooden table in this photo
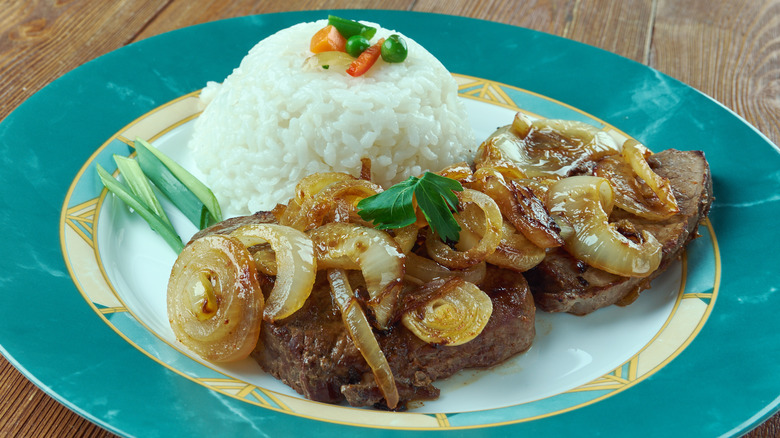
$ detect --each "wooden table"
[1,1,778,436]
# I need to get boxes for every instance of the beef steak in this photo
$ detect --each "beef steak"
[524,149,713,315]
[252,266,535,409]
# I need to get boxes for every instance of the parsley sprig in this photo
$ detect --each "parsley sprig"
[357,172,464,243]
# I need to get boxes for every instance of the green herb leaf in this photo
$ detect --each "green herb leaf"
[357,172,463,243]
[134,138,223,228]
[96,164,184,253]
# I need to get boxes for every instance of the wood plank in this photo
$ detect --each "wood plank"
[412,0,576,35]
[562,0,655,63]
[651,0,780,146]
[132,0,416,41]
[0,0,170,121]
[412,0,655,63]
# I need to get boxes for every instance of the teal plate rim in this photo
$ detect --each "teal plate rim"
[1,9,779,438]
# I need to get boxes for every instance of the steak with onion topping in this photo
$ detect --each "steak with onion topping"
[193,214,536,409]
[252,266,535,409]
[524,149,713,315]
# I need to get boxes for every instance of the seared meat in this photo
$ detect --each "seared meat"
[193,212,536,408]
[252,267,535,408]
[186,147,709,409]
[189,210,277,243]
[525,149,713,315]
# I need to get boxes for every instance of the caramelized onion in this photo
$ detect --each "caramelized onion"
[359,157,372,181]
[471,167,563,248]
[425,189,502,269]
[251,244,277,276]
[401,277,492,346]
[481,112,621,179]
[282,179,382,231]
[308,222,404,329]
[547,176,662,277]
[456,202,545,272]
[392,224,419,254]
[405,252,487,284]
[167,235,264,362]
[486,220,546,272]
[275,197,301,224]
[595,141,680,220]
[327,269,399,410]
[622,140,680,216]
[294,172,356,200]
[229,224,317,322]
[437,161,475,183]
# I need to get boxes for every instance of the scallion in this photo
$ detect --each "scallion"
[113,154,174,230]
[96,164,185,253]
[134,138,223,229]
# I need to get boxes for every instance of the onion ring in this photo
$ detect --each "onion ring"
[167,235,264,362]
[425,189,503,269]
[547,175,662,277]
[229,223,317,322]
[308,222,405,329]
[327,269,400,409]
[401,277,492,346]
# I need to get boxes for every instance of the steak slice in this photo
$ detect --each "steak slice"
[252,266,535,409]
[525,149,713,315]
[192,211,536,408]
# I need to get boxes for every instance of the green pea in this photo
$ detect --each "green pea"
[346,35,371,58]
[381,35,408,63]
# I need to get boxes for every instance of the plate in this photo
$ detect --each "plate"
[1,10,779,437]
[63,79,717,424]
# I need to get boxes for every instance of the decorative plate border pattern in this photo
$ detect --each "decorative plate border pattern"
[60,74,720,430]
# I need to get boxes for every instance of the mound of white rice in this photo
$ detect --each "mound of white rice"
[189,20,475,214]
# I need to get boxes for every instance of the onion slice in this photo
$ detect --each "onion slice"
[547,175,662,277]
[479,112,621,179]
[229,223,317,322]
[471,166,563,248]
[622,140,680,217]
[327,269,400,409]
[436,161,475,183]
[401,277,493,346]
[167,235,264,362]
[392,224,419,254]
[595,140,679,220]
[294,171,357,200]
[425,189,503,269]
[308,222,404,329]
[405,252,487,284]
[486,220,547,272]
[282,179,382,231]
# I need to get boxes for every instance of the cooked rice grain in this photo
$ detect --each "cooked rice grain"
[189,21,475,214]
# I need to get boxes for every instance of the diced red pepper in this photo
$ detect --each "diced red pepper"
[346,38,385,77]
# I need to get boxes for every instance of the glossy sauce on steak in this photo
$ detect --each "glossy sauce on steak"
[525,149,713,314]
[184,146,711,409]
[252,266,535,409]
[192,212,536,409]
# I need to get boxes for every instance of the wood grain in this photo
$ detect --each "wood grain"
[0,1,777,437]
[651,0,780,149]
[0,0,169,120]
[132,0,416,41]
